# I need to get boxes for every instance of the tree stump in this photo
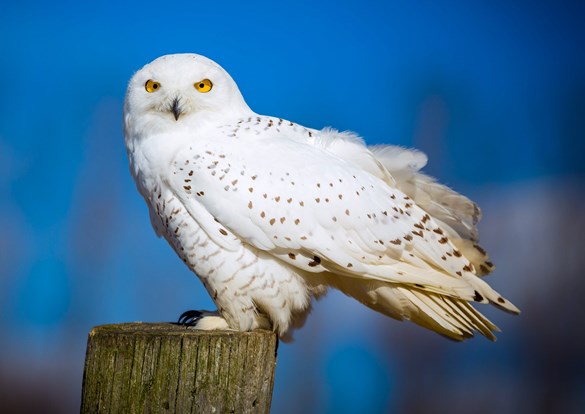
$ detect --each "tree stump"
[80,323,278,413]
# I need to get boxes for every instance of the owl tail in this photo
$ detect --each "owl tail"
[326,276,502,341]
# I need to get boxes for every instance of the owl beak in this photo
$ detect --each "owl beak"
[170,97,183,121]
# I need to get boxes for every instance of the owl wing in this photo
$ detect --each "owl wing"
[165,119,518,317]
[311,129,494,275]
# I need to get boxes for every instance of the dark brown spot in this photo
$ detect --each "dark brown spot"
[231,179,238,185]
[473,291,484,301]
[412,230,423,237]
[188,170,194,176]
[404,234,413,241]
[462,264,473,272]
[480,264,490,273]
[248,187,254,193]
[485,261,494,267]
[422,214,430,223]
[280,217,286,224]
[183,185,191,191]
[248,201,253,209]
[299,201,304,206]
[497,297,505,304]
[338,194,343,200]
[219,229,228,236]
[456,271,462,276]
[414,283,424,288]
[315,197,320,203]
[294,219,300,225]
[345,209,350,216]
[433,228,444,235]
[288,253,296,260]
[308,256,321,267]
[275,196,281,202]
[414,223,424,230]
[252,175,257,180]
[474,244,487,255]
[390,239,401,245]
[438,237,448,244]
[287,198,292,203]
[347,263,353,268]
[453,250,462,257]
[260,211,266,218]
[269,218,276,225]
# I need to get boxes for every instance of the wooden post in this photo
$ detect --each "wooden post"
[80,323,278,414]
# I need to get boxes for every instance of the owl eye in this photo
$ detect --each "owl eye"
[145,80,161,93]
[194,79,213,93]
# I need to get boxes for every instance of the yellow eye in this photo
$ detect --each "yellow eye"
[194,79,213,93]
[145,80,161,93]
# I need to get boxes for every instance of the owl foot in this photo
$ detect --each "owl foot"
[177,310,230,330]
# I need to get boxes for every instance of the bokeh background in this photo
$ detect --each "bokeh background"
[1,1,584,413]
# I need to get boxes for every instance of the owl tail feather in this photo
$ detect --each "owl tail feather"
[327,276,503,341]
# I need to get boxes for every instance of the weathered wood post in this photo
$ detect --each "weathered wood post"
[80,323,278,413]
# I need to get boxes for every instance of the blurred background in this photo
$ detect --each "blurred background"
[1,1,584,412]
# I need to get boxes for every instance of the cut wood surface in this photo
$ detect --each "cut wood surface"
[80,323,278,413]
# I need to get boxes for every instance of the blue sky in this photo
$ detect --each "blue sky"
[1,1,584,412]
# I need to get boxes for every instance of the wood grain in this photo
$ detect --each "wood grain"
[80,323,278,413]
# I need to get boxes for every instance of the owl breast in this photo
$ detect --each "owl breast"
[137,166,313,334]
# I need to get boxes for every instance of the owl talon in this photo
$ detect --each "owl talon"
[178,310,205,325]
[177,310,230,330]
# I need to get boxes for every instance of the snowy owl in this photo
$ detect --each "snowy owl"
[124,53,519,341]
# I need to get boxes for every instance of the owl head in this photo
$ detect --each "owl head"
[124,54,251,136]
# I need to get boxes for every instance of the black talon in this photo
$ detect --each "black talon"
[178,310,204,326]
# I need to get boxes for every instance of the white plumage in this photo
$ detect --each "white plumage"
[124,53,519,341]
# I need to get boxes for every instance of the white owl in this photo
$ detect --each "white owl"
[124,53,519,341]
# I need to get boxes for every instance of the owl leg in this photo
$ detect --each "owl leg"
[177,310,231,330]
[178,309,271,331]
